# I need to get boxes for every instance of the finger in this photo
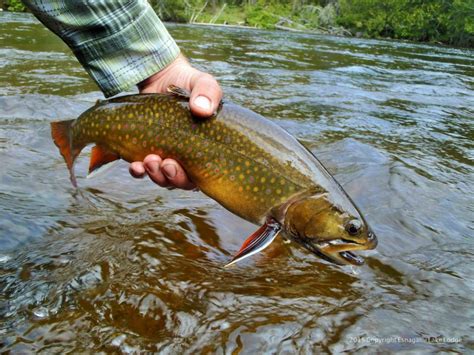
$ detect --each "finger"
[143,155,169,187]
[189,73,223,118]
[160,159,196,190]
[129,161,146,178]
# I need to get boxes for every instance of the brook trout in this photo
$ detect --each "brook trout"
[51,87,377,266]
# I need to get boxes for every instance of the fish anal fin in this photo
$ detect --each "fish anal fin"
[167,85,191,99]
[88,145,120,176]
[225,218,282,267]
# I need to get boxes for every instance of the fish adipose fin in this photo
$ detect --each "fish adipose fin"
[167,85,191,99]
[225,218,281,267]
[51,119,84,187]
[87,145,120,178]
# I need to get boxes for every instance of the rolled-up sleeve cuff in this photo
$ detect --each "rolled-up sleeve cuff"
[70,4,180,97]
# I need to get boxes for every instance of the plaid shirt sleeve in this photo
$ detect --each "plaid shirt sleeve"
[23,0,181,97]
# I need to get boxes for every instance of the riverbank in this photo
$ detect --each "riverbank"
[149,1,474,47]
[2,0,473,47]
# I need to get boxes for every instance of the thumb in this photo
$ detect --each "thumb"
[189,73,223,118]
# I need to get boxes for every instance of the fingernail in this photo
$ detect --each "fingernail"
[162,164,177,179]
[145,161,159,174]
[194,96,211,110]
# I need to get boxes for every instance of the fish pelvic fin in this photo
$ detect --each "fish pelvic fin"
[50,119,83,187]
[225,217,282,268]
[88,145,120,177]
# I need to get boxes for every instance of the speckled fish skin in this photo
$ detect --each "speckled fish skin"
[59,93,377,266]
[72,94,313,223]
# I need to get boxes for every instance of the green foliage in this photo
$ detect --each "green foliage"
[338,0,474,46]
[245,2,291,28]
[151,0,200,22]
[5,0,26,12]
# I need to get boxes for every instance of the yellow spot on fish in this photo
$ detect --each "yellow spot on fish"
[260,177,266,183]
[253,187,259,192]
[238,186,243,192]
[245,161,250,167]
[276,189,282,195]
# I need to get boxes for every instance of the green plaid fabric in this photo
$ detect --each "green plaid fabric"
[24,0,180,97]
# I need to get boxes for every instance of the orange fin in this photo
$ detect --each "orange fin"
[225,218,281,267]
[88,145,120,176]
[51,119,83,187]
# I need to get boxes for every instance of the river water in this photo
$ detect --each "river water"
[1,12,473,353]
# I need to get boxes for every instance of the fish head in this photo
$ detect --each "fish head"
[283,193,377,266]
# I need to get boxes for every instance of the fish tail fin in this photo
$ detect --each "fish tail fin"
[50,119,82,187]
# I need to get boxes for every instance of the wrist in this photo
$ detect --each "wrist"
[138,54,192,94]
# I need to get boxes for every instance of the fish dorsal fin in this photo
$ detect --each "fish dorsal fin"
[167,85,191,99]
[88,145,120,177]
[225,218,282,267]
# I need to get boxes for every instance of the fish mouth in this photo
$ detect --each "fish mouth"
[298,231,377,266]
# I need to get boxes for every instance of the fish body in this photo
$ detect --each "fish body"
[51,91,377,266]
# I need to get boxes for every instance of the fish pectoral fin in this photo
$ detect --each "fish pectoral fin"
[167,85,191,99]
[87,145,120,178]
[225,218,282,268]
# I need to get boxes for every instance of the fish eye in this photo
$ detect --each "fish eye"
[346,219,362,236]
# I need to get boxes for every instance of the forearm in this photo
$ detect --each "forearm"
[23,0,180,97]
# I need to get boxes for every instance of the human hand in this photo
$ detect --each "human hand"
[129,54,223,190]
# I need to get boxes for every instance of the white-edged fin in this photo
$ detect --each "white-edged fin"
[87,160,120,179]
[225,218,281,268]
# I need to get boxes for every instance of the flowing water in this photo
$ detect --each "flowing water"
[1,12,473,353]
